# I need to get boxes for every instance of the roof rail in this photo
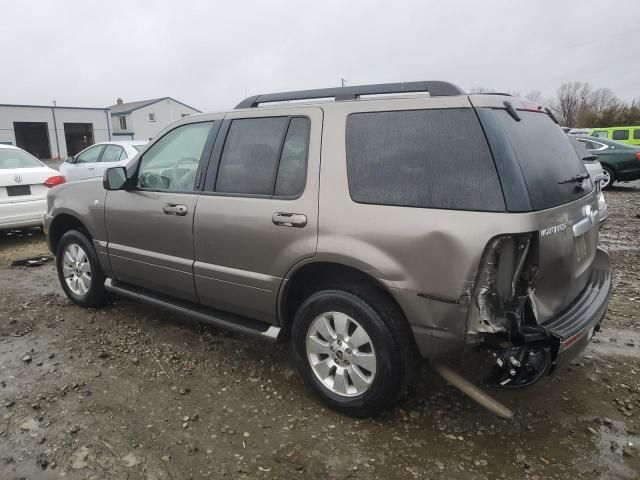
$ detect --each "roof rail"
[235,81,465,109]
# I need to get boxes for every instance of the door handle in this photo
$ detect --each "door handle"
[163,203,188,216]
[272,212,307,228]
[87,167,95,170]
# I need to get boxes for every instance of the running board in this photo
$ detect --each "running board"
[104,278,281,342]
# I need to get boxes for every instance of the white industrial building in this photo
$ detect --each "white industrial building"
[0,96,200,160]
[110,97,201,141]
[0,104,112,159]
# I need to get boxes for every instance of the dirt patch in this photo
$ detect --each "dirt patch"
[0,183,639,479]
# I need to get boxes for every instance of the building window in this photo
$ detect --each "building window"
[181,113,190,118]
[148,113,156,122]
[119,116,127,130]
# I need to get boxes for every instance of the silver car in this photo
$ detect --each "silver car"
[44,82,611,416]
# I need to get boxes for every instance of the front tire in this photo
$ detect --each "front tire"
[56,230,108,307]
[601,166,615,190]
[291,289,413,417]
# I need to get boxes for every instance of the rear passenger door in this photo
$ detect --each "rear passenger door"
[193,107,322,323]
[95,144,126,179]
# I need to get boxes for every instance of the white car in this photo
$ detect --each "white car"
[59,141,147,182]
[0,145,64,230]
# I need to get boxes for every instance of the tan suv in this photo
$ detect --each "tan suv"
[45,81,611,416]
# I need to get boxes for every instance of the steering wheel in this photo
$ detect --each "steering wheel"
[171,157,199,188]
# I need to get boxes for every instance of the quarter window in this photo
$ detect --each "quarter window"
[137,122,213,191]
[215,116,310,196]
[100,145,126,162]
[346,108,504,211]
[612,129,629,140]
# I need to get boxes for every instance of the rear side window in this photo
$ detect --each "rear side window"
[215,116,310,197]
[345,108,504,211]
[634,129,640,140]
[275,118,310,196]
[100,145,126,162]
[612,129,629,140]
[481,110,591,211]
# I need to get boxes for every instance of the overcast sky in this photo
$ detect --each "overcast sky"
[2,0,639,111]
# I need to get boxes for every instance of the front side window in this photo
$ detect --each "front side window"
[119,116,127,130]
[100,145,126,162]
[612,129,630,140]
[76,145,103,163]
[137,122,213,191]
[346,108,504,211]
[216,116,310,196]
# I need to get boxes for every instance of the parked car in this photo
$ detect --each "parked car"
[569,137,608,223]
[589,126,640,146]
[567,128,591,135]
[575,135,640,189]
[59,141,147,182]
[44,82,610,416]
[0,145,64,230]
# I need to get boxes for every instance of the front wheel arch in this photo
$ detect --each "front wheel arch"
[49,214,90,253]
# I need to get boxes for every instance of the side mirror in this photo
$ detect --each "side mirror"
[103,166,128,191]
[66,156,75,163]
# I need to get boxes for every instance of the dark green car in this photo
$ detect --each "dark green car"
[575,135,640,190]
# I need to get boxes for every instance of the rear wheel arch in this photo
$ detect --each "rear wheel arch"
[279,261,415,342]
[49,214,91,253]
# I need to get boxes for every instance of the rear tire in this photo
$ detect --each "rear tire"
[601,166,615,190]
[56,229,108,307]
[291,289,414,417]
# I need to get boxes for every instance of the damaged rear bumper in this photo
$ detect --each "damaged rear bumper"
[485,247,610,387]
[543,247,610,366]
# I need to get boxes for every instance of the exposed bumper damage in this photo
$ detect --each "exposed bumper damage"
[467,235,611,388]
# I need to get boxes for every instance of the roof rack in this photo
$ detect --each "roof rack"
[235,81,465,109]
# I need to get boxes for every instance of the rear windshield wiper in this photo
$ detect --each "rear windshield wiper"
[558,172,590,185]
[503,101,521,122]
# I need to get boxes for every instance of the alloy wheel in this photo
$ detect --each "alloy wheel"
[62,243,92,296]
[306,311,377,397]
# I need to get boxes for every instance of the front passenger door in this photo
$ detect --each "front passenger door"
[67,144,104,181]
[104,119,220,302]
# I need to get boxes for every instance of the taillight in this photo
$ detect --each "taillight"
[635,152,640,161]
[44,175,65,188]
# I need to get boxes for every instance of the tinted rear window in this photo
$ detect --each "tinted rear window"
[345,108,505,211]
[481,110,591,210]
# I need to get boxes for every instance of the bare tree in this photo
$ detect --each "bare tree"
[525,89,543,103]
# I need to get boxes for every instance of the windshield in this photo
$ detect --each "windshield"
[480,109,592,211]
[132,145,146,152]
[0,148,44,169]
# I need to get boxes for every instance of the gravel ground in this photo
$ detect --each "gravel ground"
[0,183,639,480]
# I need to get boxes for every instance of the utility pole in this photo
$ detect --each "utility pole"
[341,78,347,87]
